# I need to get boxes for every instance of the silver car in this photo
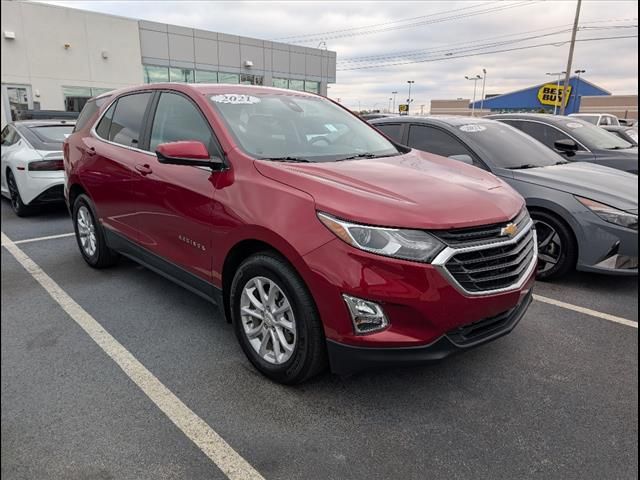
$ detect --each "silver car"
[371,116,638,279]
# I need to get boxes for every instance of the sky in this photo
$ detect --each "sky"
[42,0,638,112]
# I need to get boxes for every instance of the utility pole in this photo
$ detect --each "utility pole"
[480,68,487,112]
[420,104,425,116]
[560,0,582,116]
[465,74,481,116]
[407,81,415,114]
[573,69,586,113]
[388,97,392,113]
[391,91,398,113]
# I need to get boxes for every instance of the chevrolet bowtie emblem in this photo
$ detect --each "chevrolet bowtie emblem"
[500,223,518,238]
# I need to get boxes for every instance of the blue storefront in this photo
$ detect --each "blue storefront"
[470,76,610,115]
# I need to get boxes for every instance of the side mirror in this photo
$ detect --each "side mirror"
[448,154,474,165]
[554,139,579,155]
[156,141,225,170]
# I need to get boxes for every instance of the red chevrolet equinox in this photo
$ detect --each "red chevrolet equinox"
[64,84,536,384]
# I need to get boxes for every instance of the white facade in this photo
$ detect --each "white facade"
[1,1,336,127]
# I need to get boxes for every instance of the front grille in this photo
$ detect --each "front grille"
[435,209,530,246]
[443,226,536,293]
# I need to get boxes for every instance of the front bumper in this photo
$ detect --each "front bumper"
[327,290,532,375]
[575,210,638,276]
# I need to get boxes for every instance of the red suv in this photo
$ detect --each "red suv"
[64,84,536,384]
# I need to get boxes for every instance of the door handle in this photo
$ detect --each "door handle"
[135,163,153,175]
[86,146,96,156]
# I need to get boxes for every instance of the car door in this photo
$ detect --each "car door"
[133,90,222,282]
[503,119,597,163]
[85,92,154,244]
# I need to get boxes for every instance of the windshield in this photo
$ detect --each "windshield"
[560,119,633,150]
[208,92,399,162]
[455,121,565,169]
[29,125,74,143]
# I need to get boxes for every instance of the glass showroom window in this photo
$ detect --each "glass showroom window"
[170,67,195,83]
[289,79,305,92]
[304,81,320,94]
[240,74,264,85]
[62,86,93,112]
[195,70,218,83]
[219,72,240,84]
[272,78,289,89]
[144,65,169,83]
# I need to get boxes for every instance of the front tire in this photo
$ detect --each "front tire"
[6,170,31,217]
[230,252,327,384]
[532,210,577,280]
[72,194,119,268]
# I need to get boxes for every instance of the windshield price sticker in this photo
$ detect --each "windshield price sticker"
[459,124,486,133]
[210,94,261,104]
[565,122,584,129]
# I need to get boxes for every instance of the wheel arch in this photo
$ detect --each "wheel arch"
[526,200,581,261]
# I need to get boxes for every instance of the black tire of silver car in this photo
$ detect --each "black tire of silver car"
[531,210,577,280]
[72,194,119,268]
[230,251,327,385]
[6,170,31,217]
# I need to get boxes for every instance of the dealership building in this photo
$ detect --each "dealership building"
[1,1,337,126]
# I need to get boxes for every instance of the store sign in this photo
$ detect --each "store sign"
[537,83,572,107]
[399,104,409,114]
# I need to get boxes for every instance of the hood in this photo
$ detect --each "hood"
[510,162,638,212]
[253,149,524,230]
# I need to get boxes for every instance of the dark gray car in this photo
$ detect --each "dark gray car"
[487,113,638,174]
[371,116,638,279]
[601,125,638,146]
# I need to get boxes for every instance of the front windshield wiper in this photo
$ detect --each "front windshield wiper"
[555,161,569,165]
[335,152,398,161]
[261,156,311,163]
[508,164,540,170]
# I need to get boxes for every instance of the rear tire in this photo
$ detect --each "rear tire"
[6,170,31,217]
[230,251,327,384]
[531,210,577,280]
[72,194,119,268]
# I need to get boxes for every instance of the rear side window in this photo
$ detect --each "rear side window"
[96,101,116,140]
[102,93,152,148]
[408,125,475,159]
[149,92,216,154]
[376,123,403,143]
[1,126,19,146]
[512,121,581,151]
[74,96,112,132]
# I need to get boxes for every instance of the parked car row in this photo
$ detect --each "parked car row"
[1,84,637,384]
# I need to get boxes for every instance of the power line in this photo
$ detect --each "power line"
[272,1,500,41]
[337,18,637,63]
[336,34,638,71]
[277,1,538,44]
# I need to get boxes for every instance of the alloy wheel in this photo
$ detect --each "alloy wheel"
[534,219,562,275]
[77,205,97,257]
[7,173,21,211]
[240,276,297,365]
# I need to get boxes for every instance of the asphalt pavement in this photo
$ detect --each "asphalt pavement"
[1,199,637,480]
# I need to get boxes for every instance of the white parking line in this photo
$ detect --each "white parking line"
[0,232,265,480]
[533,294,637,329]
[9,232,75,245]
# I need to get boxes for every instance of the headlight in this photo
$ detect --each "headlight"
[317,212,445,262]
[576,196,638,230]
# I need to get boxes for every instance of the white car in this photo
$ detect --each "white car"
[1,120,74,216]
[569,113,620,127]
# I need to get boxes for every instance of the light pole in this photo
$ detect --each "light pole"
[407,81,414,114]
[573,69,586,114]
[391,91,398,113]
[388,97,392,113]
[465,74,481,116]
[480,68,487,113]
[546,71,566,115]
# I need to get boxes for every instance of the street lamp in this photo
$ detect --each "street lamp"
[573,69,586,114]
[388,97,393,113]
[545,71,566,115]
[407,81,415,114]
[465,74,482,116]
[391,91,398,113]
[480,68,487,112]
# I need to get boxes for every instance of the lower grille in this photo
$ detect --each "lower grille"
[33,185,64,203]
[442,224,536,294]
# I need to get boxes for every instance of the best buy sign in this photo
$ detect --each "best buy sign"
[538,83,572,107]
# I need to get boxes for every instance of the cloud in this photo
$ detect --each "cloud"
[41,0,638,110]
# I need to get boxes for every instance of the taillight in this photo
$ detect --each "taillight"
[28,160,64,171]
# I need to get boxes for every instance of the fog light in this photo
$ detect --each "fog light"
[342,295,389,334]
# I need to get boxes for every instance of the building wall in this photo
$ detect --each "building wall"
[1,1,143,126]
[579,95,638,120]
[430,99,490,116]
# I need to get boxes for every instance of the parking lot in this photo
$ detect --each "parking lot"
[1,198,637,480]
